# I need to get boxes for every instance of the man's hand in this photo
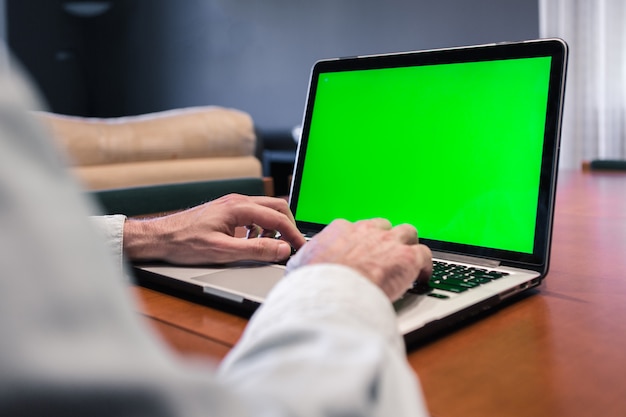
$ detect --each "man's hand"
[123,194,306,265]
[287,218,432,301]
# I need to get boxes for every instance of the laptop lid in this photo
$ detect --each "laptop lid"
[289,38,568,276]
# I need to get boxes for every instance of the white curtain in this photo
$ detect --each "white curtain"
[540,0,626,169]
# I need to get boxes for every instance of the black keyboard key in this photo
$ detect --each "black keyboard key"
[429,282,468,293]
[428,292,450,299]
[469,277,493,284]
[438,277,480,288]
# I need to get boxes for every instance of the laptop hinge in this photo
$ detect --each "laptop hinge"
[432,251,501,268]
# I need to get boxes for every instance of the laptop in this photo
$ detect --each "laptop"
[134,38,568,346]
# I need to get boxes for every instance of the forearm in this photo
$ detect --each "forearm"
[89,215,166,264]
[122,217,171,261]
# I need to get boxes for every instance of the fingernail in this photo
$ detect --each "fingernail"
[277,241,292,259]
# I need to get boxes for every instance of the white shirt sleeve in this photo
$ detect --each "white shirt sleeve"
[89,215,127,275]
[219,264,430,417]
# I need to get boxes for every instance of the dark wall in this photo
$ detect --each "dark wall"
[8,1,139,116]
[7,0,539,129]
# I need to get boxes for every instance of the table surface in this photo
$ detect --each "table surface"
[133,170,626,417]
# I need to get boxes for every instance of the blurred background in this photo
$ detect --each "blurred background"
[1,1,624,175]
[0,0,538,128]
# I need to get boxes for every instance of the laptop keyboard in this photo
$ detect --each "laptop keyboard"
[408,260,510,298]
[286,234,510,298]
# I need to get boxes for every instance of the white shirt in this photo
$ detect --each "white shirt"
[0,53,430,417]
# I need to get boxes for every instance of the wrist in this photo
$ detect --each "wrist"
[123,218,167,261]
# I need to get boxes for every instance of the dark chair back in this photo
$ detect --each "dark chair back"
[89,177,266,217]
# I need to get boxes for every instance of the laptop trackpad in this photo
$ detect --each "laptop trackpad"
[191,264,286,301]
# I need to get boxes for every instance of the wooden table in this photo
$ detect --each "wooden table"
[133,170,626,417]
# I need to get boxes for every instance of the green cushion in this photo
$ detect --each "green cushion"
[89,177,266,216]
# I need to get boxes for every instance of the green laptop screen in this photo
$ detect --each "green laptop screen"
[294,56,552,254]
